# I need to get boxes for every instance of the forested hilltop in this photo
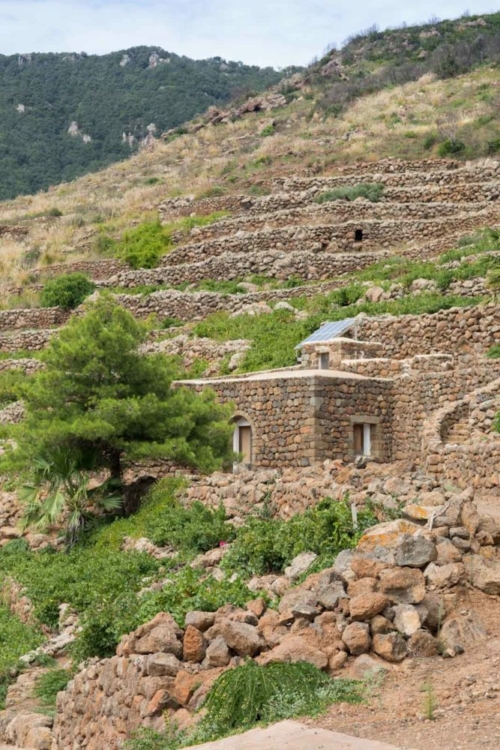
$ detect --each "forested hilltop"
[0,47,288,200]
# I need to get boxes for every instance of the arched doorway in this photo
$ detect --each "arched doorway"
[233,417,253,466]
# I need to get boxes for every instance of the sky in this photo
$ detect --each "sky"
[0,0,497,68]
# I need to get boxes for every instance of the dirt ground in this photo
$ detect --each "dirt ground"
[307,588,500,750]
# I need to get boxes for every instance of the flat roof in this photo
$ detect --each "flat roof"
[179,368,379,385]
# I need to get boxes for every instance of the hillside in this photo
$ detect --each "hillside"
[0,11,499,750]
[0,47,288,200]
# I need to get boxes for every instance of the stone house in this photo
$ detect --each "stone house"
[180,314,500,472]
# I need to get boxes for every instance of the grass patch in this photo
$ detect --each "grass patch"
[314,183,384,203]
[99,213,229,269]
[34,668,71,709]
[0,603,44,708]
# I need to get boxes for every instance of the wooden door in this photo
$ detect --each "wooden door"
[353,424,364,455]
[239,426,252,464]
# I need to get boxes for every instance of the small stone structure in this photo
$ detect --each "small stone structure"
[179,310,500,478]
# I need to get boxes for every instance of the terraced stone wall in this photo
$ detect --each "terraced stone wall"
[162,215,488,266]
[357,303,500,358]
[0,307,69,332]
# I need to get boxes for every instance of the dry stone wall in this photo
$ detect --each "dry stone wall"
[357,303,500,359]
[0,307,69,332]
[162,215,492,266]
[0,329,54,352]
[105,249,386,288]
[184,201,497,243]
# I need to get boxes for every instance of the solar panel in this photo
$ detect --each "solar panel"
[295,318,357,349]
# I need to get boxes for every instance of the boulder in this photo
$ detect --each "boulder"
[278,588,317,614]
[217,619,263,657]
[378,567,425,604]
[424,562,466,589]
[351,654,388,679]
[440,612,487,651]
[463,554,500,595]
[328,651,348,671]
[372,632,407,663]
[347,577,377,597]
[342,622,371,655]
[284,551,318,580]
[393,604,423,637]
[435,538,463,565]
[317,581,347,610]
[184,611,216,632]
[407,630,439,657]
[204,636,231,668]
[395,535,437,568]
[246,598,267,619]
[358,519,422,552]
[146,653,182,677]
[370,615,395,635]
[134,624,182,657]
[182,625,207,663]
[258,635,328,670]
[350,557,387,579]
[350,592,389,621]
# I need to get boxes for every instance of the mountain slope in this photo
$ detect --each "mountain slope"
[0,47,290,200]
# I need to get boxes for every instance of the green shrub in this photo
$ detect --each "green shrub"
[92,477,233,554]
[40,273,95,310]
[438,138,465,156]
[34,668,71,708]
[423,133,438,150]
[259,124,275,137]
[127,662,362,749]
[116,221,172,269]
[487,139,500,154]
[113,479,233,552]
[200,661,363,737]
[222,498,377,576]
[314,183,384,203]
[487,344,500,358]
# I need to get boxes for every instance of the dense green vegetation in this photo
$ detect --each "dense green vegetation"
[222,497,377,576]
[40,272,95,309]
[0,49,287,199]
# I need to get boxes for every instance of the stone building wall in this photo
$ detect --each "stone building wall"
[184,372,393,467]
[422,378,500,494]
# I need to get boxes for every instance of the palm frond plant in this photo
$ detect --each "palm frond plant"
[19,449,121,546]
